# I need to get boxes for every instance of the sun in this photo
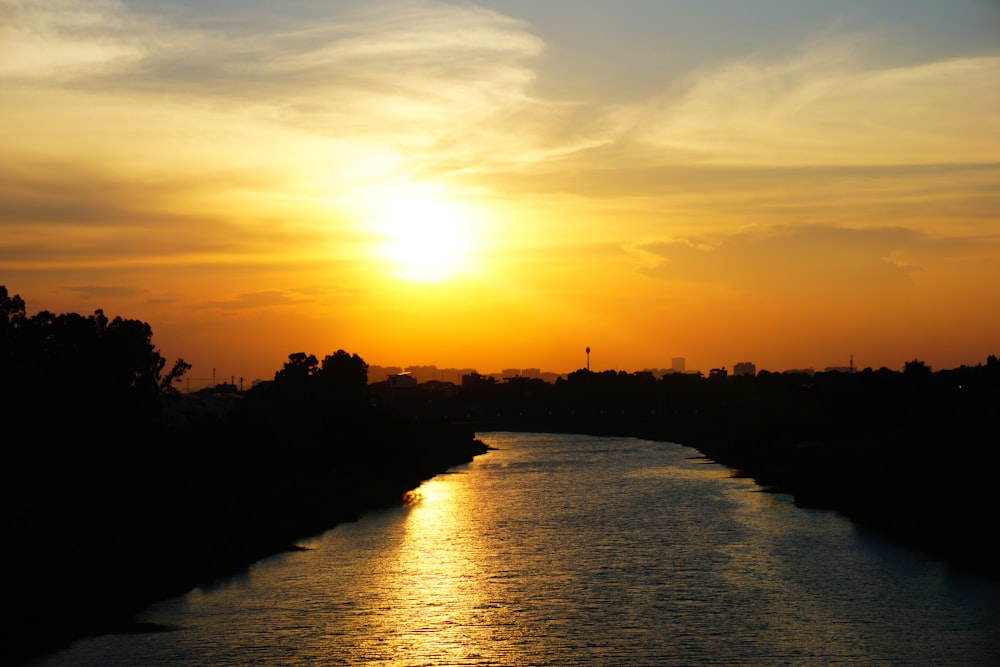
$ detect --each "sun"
[368,183,478,282]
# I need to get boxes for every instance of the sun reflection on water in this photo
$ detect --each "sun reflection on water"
[32,433,1000,666]
[375,474,514,666]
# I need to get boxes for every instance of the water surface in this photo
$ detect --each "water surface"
[36,432,1000,665]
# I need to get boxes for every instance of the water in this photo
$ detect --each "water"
[35,432,1000,665]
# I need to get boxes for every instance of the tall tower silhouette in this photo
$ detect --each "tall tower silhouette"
[586,347,591,371]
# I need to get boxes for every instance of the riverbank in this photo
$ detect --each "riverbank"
[443,364,999,580]
[681,433,998,578]
[474,415,999,579]
[5,424,489,667]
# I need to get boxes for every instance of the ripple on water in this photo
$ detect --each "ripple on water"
[33,432,1000,666]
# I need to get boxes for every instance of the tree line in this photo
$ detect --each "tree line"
[383,357,1000,575]
[3,281,997,662]
[0,286,484,665]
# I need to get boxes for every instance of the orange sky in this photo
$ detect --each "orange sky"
[2,1,999,387]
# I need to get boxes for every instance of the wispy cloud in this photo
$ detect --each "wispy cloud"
[202,290,300,311]
[0,0,147,79]
[2,0,552,163]
[628,40,1000,166]
[198,284,371,311]
[626,224,996,306]
[0,0,570,275]
[63,284,149,299]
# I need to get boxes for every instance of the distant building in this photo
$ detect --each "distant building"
[671,357,686,374]
[419,380,457,398]
[368,365,403,383]
[462,372,496,389]
[734,361,756,377]
[387,372,417,390]
[825,356,857,374]
[404,365,443,383]
[162,386,243,427]
[502,368,521,379]
[445,368,478,383]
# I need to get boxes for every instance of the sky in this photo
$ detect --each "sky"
[2,0,998,386]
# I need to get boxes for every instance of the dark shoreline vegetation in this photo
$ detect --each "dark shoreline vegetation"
[1,287,488,666]
[447,361,1000,578]
[2,285,999,663]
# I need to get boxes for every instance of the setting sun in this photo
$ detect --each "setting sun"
[4,2,1000,661]
[2,0,998,380]
[366,184,479,283]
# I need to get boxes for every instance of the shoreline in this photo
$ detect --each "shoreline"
[12,418,997,665]
[8,436,489,667]
[474,422,999,580]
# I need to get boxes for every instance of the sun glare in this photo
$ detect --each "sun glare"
[367,183,479,282]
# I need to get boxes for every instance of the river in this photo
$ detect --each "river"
[34,432,1000,665]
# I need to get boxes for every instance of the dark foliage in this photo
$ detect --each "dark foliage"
[388,359,1000,576]
[0,287,485,666]
[4,281,996,662]
[1,287,189,484]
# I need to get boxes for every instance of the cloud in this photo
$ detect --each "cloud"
[290,284,368,298]
[0,164,267,268]
[1,0,554,169]
[629,223,1000,324]
[628,225,943,306]
[202,290,300,310]
[0,0,147,79]
[0,0,579,276]
[630,40,1000,166]
[63,285,149,299]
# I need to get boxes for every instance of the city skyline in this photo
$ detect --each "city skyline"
[3,1,998,384]
[201,352,948,392]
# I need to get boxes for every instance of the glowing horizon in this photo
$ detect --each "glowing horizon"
[2,1,998,385]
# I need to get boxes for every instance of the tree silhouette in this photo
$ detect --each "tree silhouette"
[275,352,319,382]
[0,285,26,329]
[904,358,931,376]
[319,349,368,404]
[0,286,190,450]
[2,287,486,666]
[160,358,193,393]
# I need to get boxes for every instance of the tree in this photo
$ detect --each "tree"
[0,285,26,330]
[275,352,319,382]
[159,358,193,394]
[0,286,28,377]
[318,349,368,403]
[1,284,189,408]
[904,358,931,376]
